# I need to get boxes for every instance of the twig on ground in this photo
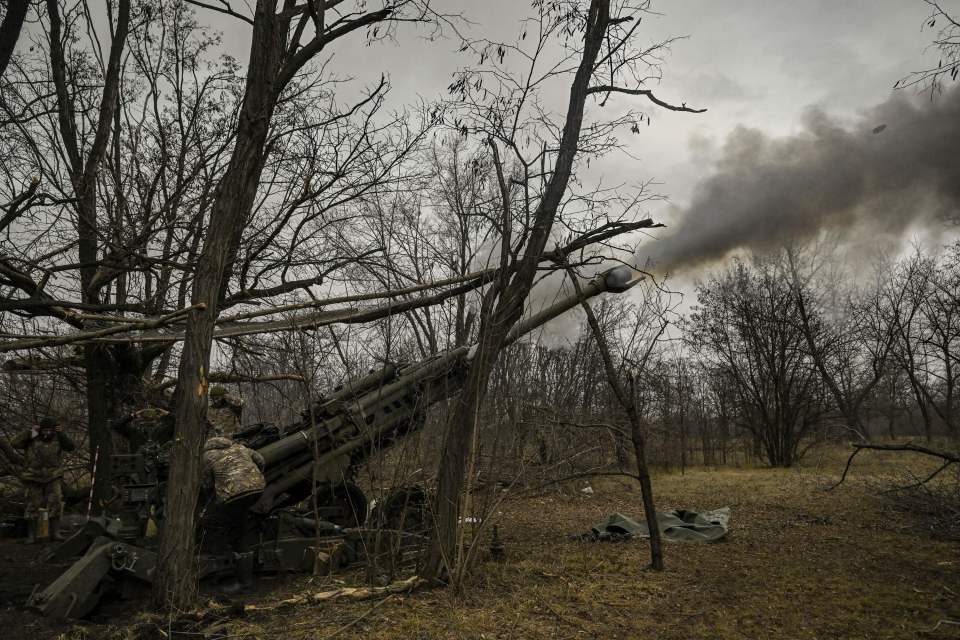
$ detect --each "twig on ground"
[922,618,960,635]
[245,575,427,611]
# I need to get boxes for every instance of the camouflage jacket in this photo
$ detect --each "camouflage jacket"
[207,405,240,436]
[11,430,77,483]
[202,437,265,503]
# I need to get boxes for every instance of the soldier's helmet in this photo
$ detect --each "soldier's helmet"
[38,416,59,430]
[137,407,164,421]
[210,384,242,414]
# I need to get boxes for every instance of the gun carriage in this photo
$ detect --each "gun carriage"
[27,267,641,618]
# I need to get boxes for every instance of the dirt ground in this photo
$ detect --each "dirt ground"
[2,445,959,640]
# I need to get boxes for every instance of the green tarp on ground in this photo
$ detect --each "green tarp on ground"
[588,507,730,543]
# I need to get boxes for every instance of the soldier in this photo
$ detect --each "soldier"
[201,435,266,510]
[207,386,243,436]
[113,406,173,449]
[11,416,76,543]
[203,436,266,546]
[201,435,266,591]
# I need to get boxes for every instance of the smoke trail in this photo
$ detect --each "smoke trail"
[647,88,960,273]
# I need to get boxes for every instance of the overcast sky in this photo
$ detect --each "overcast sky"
[41,0,954,294]
[207,0,945,274]
[204,1,939,197]
[128,0,948,274]
[203,0,954,330]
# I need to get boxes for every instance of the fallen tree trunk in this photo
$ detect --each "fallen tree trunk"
[829,441,960,491]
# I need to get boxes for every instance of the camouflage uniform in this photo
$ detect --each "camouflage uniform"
[200,437,265,552]
[207,404,240,436]
[202,436,265,504]
[114,407,173,449]
[11,428,76,518]
[207,391,243,436]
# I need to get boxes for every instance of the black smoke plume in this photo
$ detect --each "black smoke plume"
[648,88,960,273]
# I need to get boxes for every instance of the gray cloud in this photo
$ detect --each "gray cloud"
[685,71,760,103]
[646,87,960,273]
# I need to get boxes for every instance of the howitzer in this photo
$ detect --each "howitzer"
[28,266,641,618]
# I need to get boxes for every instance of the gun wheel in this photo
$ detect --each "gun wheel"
[371,486,432,535]
[313,481,367,528]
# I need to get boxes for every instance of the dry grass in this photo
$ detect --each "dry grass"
[63,443,960,639]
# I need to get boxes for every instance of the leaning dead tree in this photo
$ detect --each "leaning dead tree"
[830,441,960,491]
[567,266,664,570]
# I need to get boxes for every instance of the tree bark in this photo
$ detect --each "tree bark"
[0,0,30,78]
[87,344,164,506]
[568,270,663,571]
[423,0,612,583]
[152,0,288,610]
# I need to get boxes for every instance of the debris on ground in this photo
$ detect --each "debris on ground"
[245,575,428,611]
[577,507,730,543]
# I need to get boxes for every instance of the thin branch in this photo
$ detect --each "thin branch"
[184,0,254,25]
[586,85,707,112]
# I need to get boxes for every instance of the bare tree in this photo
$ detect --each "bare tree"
[897,0,960,97]
[424,0,703,583]
[156,0,435,610]
[688,257,825,467]
[874,249,956,440]
[881,245,960,440]
[786,245,897,440]
[3,0,135,502]
[0,0,238,504]
[567,267,663,570]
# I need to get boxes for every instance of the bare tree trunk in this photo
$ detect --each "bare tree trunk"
[569,270,663,571]
[0,0,29,78]
[47,0,132,504]
[152,0,398,608]
[152,2,287,610]
[84,346,144,507]
[423,0,612,583]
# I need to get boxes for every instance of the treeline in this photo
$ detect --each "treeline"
[451,242,960,473]
[274,241,960,478]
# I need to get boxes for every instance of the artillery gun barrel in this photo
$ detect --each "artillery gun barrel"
[253,266,642,511]
[315,363,400,413]
[503,264,639,345]
[30,267,644,621]
[257,348,466,469]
